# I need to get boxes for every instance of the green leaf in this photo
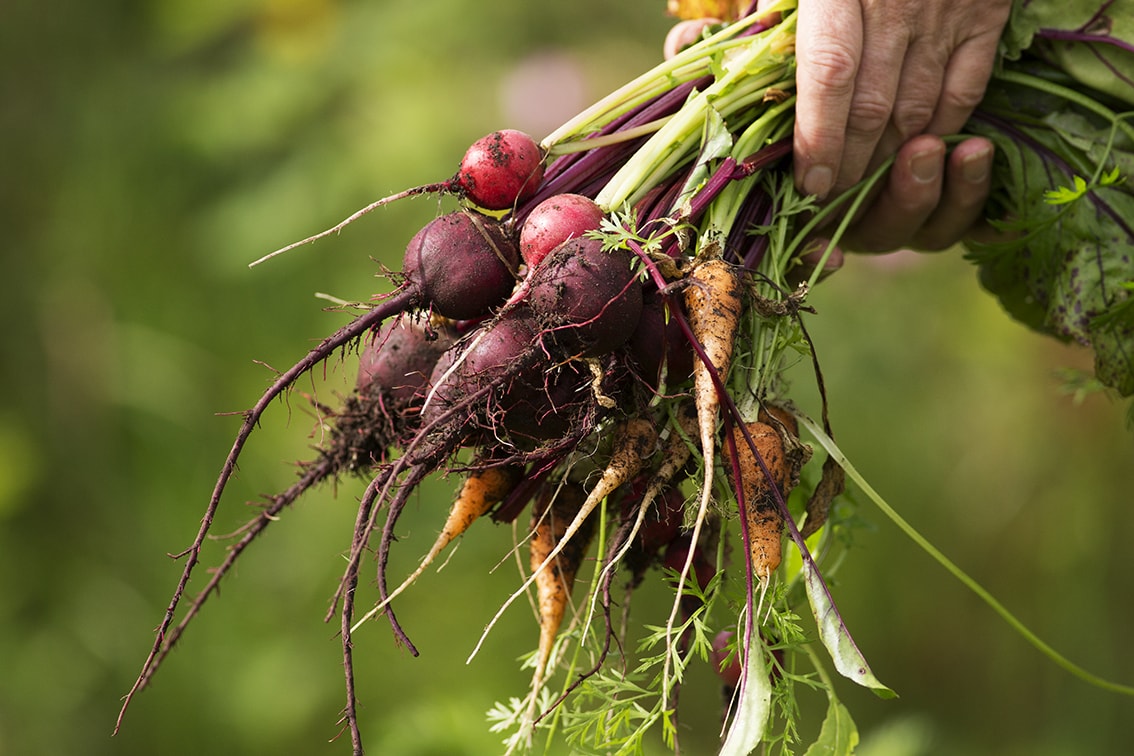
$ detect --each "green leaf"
[1016,0,1134,106]
[965,70,1134,396]
[1043,174,1088,204]
[800,553,896,699]
[718,629,773,756]
[676,103,736,216]
[802,698,859,756]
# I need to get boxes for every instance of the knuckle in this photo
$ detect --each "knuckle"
[846,94,893,138]
[911,228,959,252]
[801,42,859,96]
[939,81,987,115]
[891,99,935,139]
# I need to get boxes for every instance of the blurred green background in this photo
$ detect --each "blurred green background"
[2,1,1131,754]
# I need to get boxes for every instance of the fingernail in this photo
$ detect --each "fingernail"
[910,148,940,184]
[961,146,992,183]
[802,165,833,199]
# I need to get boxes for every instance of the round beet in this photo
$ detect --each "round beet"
[710,631,742,689]
[356,319,455,402]
[518,193,605,269]
[497,361,590,448]
[628,290,694,388]
[421,309,543,445]
[526,236,643,357]
[402,211,519,321]
[457,129,545,211]
[459,309,539,383]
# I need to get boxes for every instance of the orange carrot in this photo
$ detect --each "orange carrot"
[682,258,744,539]
[528,481,595,713]
[526,418,655,670]
[731,412,804,580]
[755,404,831,540]
[352,464,522,629]
[661,258,743,687]
[474,418,656,740]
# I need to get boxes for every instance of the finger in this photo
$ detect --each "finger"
[925,29,1004,136]
[911,137,995,250]
[663,18,721,59]
[860,35,950,182]
[792,0,864,200]
[840,135,947,253]
[834,6,913,193]
[889,37,950,140]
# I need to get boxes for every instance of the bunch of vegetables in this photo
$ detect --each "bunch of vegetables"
[117,0,1134,753]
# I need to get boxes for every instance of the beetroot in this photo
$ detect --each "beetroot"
[628,289,695,388]
[710,631,742,689]
[496,361,591,448]
[356,318,455,402]
[457,129,545,210]
[527,236,643,357]
[420,309,540,436]
[518,193,605,269]
[402,210,520,320]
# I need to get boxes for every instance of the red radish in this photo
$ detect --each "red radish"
[457,129,545,210]
[254,130,545,265]
[518,193,605,268]
[711,630,742,689]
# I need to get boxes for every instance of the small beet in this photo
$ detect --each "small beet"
[402,210,519,321]
[710,631,742,689]
[497,360,590,448]
[356,318,456,403]
[527,236,643,357]
[628,289,695,388]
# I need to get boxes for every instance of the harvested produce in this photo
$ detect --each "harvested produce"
[118,1,1134,754]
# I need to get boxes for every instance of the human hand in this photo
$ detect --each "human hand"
[665,1,1011,254]
[786,0,1011,252]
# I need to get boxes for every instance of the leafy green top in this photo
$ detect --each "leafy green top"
[966,0,1134,397]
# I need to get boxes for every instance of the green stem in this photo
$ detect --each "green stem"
[796,413,1134,697]
[540,11,772,148]
[992,70,1134,144]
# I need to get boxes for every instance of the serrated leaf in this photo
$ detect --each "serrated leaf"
[802,698,859,756]
[1044,175,1088,204]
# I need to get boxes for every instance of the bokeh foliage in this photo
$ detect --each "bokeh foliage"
[1,1,1131,754]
